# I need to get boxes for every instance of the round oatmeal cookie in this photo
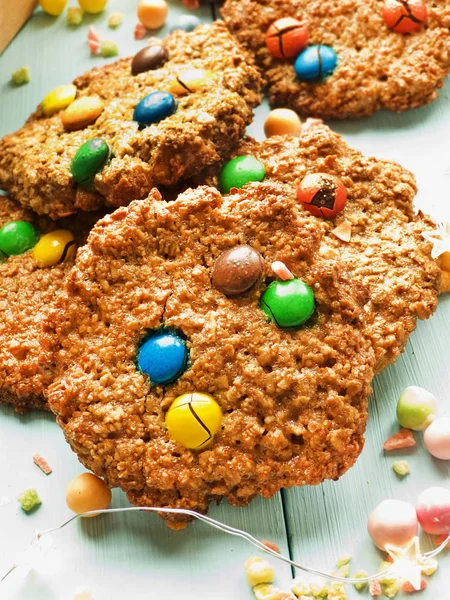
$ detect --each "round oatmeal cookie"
[0,22,263,220]
[47,182,375,526]
[0,195,102,411]
[205,123,441,371]
[221,0,450,119]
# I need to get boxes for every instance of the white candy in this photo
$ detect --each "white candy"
[424,417,450,460]
[367,499,418,551]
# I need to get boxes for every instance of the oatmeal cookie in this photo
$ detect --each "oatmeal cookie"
[0,22,263,220]
[221,0,450,119]
[47,183,375,526]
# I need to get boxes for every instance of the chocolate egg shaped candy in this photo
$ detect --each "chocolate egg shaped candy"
[131,45,169,76]
[212,245,264,296]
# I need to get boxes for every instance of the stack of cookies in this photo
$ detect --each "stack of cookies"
[0,7,448,528]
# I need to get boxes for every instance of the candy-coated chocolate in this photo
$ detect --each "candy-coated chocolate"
[39,0,67,16]
[0,221,39,256]
[169,69,214,96]
[264,108,302,138]
[265,17,308,59]
[212,245,264,296]
[131,45,169,76]
[70,138,111,186]
[42,84,77,117]
[61,96,104,131]
[416,487,450,535]
[383,0,427,33]
[294,45,338,82]
[66,473,112,517]
[367,499,418,551]
[33,229,76,267]
[170,14,201,33]
[297,173,347,218]
[218,156,265,194]
[78,0,108,14]
[137,0,168,29]
[396,386,438,431]
[424,417,450,460]
[138,330,188,385]
[260,279,314,328]
[166,392,222,450]
[133,91,177,128]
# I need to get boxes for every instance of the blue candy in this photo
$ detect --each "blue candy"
[294,45,338,82]
[169,14,201,33]
[138,330,188,386]
[133,91,177,128]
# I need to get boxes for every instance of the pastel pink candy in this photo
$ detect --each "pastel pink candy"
[367,499,418,550]
[88,25,101,43]
[135,23,147,40]
[271,261,294,281]
[88,39,101,54]
[416,487,450,535]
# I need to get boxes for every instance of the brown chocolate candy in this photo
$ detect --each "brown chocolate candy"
[212,245,264,296]
[131,45,169,76]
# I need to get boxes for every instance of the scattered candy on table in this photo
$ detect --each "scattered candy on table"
[261,540,280,554]
[264,108,302,138]
[260,279,315,328]
[135,23,148,40]
[66,7,83,26]
[108,12,123,28]
[396,386,438,430]
[133,91,177,127]
[424,417,450,459]
[137,0,168,30]
[39,0,67,16]
[383,428,416,450]
[352,571,369,590]
[169,68,214,95]
[61,96,104,131]
[100,40,119,58]
[17,488,41,512]
[87,25,101,54]
[78,0,108,14]
[402,579,427,593]
[392,459,410,477]
[0,221,39,256]
[42,84,77,117]
[416,486,450,534]
[294,45,338,82]
[253,584,281,600]
[367,499,418,550]
[170,14,201,33]
[11,66,30,86]
[138,330,188,385]
[265,18,308,59]
[244,556,275,586]
[33,453,53,475]
[212,245,265,296]
[382,0,427,34]
[131,45,169,75]
[70,138,111,186]
[369,580,382,596]
[218,156,266,194]
[66,473,112,517]
[165,392,222,450]
[297,173,347,218]
[331,221,352,242]
[291,577,310,596]
[33,229,76,267]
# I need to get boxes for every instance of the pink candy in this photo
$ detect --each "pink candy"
[416,486,450,535]
[88,26,101,55]
[271,261,294,281]
[135,23,148,40]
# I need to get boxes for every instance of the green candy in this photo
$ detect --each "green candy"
[260,278,314,328]
[0,221,39,256]
[70,138,111,186]
[396,386,438,431]
[218,155,265,194]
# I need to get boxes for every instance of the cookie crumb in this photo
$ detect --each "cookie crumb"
[67,7,83,26]
[33,453,52,475]
[108,12,123,28]
[11,67,30,86]
[331,221,352,243]
[100,40,119,58]
[383,428,416,451]
[392,460,410,476]
[18,489,41,512]
[271,261,294,281]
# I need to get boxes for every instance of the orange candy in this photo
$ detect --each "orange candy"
[297,173,347,219]
[265,17,308,59]
[382,0,427,33]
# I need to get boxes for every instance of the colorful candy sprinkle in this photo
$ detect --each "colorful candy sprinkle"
[33,453,52,475]
[383,428,416,450]
[18,489,41,512]
[66,6,84,25]
[165,392,222,450]
[134,23,148,40]
[244,557,275,586]
[11,66,30,86]
[271,261,294,281]
[108,12,123,28]
[100,40,119,58]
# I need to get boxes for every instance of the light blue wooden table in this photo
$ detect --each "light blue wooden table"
[0,2,449,598]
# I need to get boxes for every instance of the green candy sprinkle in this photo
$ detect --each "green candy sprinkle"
[70,138,112,186]
[0,221,39,256]
[218,156,265,194]
[352,571,368,591]
[392,459,410,476]
[11,66,30,86]
[101,40,119,58]
[18,488,41,512]
[260,278,315,328]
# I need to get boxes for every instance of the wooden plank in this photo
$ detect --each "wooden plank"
[0,0,37,54]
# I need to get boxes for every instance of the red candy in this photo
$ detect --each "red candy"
[265,17,308,59]
[383,0,427,34]
[416,486,450,535]
[297,173,347,218]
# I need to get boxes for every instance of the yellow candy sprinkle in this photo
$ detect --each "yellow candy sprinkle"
[42,84,77,117]
[108,12,123,28]
[33,229,76,267]
[165,392,222,450]
[169,69,214,96]
[39,0,67,16]
[67,6,84,25]
[11,66,30,86]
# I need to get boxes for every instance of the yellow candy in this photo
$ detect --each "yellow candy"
[77,0,108,14]
[62,96,104,131]
[264,108,302,138]
[169,69,214,96]
[33,229,76,267]
[39,0,67,16]
[42,85,77,117]
[165,392,222,450]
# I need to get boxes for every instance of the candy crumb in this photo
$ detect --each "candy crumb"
[369,580,382,596]
[135,23,147,40]
[382,580,400,598]
[331,221,352,243]
[383,428,416,451]
[336,555,351,568]
[100,40,119,58]
[422,558,438,576]
[17,489,41,512]
[11,66,30,86]
[89,40,101,54]
[182,0,200,8]
[434,534,450,548]
[66,7,83,26]
[309,580,329,598]
[244,557,275,587]
[328,582,347,600]
[352,570,368,590]
[262,540,281,554]
[108,12,123,28]
[73,589,92,600]
[291,577,310,596]
[401,579,427,593]
[253,584,281,600]
[392,460,410,476]
[87,25,101,43]
[271,261,294,281]
[33,453,52,475]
